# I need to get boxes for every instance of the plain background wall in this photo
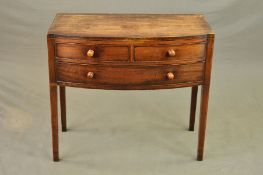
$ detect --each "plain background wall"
[0,0,263,174]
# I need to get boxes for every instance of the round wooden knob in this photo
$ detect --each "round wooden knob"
[87,72,94,79]
[167,49,176,57]
[167,72,175,80]
[87,49,94,57]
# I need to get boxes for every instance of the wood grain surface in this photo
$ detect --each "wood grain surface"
[48,13,213,38]
[56,44,129,61]
[135,43,205,62]
[56,62,204,87]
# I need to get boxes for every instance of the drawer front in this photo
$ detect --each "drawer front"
[135,43,205,62]
[56,63,204,86]
[56,44,129,62]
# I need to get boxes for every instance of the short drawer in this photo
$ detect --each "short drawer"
[56,63,204,86]
[56,44,129,62]
[135,43,206,63]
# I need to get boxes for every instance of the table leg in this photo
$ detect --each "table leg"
[50,85,59,161]
[197,84,210,161]
[60,86,67,132]
[189,86,198,131]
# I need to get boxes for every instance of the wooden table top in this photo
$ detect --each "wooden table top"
[48,13,213,38]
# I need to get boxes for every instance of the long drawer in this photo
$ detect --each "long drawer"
[56,62,204,86]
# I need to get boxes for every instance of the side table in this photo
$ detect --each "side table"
[47,13,214,161]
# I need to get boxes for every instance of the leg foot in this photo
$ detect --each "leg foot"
[53,153,60,162]
[197,154,203,161]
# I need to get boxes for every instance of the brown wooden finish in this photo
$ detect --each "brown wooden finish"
[197,34,214,161]
[47,37,56,84]
[49,85,59,161]
[47,14,214,161]
[59,86,67,132]
[58,81,202,90]
[56,44,129,62]
[197,85,210,161]
[47,37,59,161]
[53,35,207,45]
[56,62,204,87]
[48,13,213,38]
[135,43,206,63]
[189,86,198,131]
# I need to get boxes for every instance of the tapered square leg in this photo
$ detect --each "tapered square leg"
[197,84,210,161]
[189,86,198,131]
[50,85,59,161]
[60,86,67,132]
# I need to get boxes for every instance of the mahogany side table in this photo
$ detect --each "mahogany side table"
[47,13,214,161]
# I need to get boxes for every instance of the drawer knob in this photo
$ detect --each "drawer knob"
[167,72,175,80]
[87,49,94,57]
[167,49,176,57]
[87,72,94,79]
